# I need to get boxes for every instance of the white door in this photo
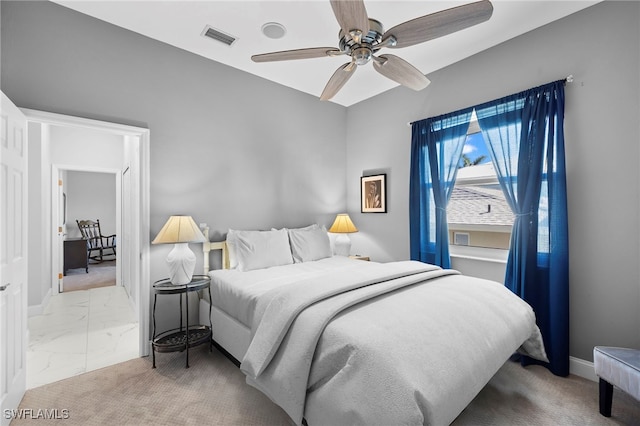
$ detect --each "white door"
[0,93,28,425]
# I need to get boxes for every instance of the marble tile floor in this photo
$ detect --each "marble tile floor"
[27,285,139,389]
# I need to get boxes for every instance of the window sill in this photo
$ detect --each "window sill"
[450,245,508,264]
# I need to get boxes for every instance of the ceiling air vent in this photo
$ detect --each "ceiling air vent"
[202,25,237,47]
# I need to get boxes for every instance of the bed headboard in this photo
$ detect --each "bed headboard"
[201,225,229,273]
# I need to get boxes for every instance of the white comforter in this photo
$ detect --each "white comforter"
[241,260,547,426]
[209,256,364,327]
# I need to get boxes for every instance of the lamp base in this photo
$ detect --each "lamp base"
[167,243,196,284]
[334,234,352,257]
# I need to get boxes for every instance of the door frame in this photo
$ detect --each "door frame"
[21,108,150,357]
[52,165,122,293]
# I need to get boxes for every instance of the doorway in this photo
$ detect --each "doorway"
[22,108,150,387]
[56,168,121,293]
[62,170,117,292]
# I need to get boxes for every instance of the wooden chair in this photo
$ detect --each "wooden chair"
[76,219,116,262]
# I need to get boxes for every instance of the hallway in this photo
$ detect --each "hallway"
[27,285,138,389]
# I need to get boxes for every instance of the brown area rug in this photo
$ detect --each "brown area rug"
[15,345,640,425]
[63,260,116,292]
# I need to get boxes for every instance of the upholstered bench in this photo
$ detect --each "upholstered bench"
[593,346,640,417]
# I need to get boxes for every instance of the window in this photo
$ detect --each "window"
[453,232,470,246]
[447,120,513,250]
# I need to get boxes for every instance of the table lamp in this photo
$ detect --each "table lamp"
[152,215,207,284]
[328,213,358,256]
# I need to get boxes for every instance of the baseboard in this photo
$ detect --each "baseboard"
[27,288,51,317]
[570,356,597,382]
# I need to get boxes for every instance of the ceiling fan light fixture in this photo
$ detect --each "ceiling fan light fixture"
[261,22,287,39]
[352,47,372,65]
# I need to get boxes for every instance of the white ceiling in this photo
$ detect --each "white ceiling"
[54,0,601,106]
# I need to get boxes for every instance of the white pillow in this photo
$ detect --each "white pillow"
[272,224,319,232]
[288,226,332,263]
[226,229,293,272]
[226,229,239,269]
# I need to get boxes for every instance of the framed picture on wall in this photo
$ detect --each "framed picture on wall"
[361,174,387,213]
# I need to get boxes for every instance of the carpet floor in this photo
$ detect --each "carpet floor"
[14,345,640,425]
[63,260,116,292]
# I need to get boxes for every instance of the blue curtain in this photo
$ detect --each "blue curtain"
[409,108,472,268]
[475,80,569,376]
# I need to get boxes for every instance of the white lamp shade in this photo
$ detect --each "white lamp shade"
[152,216,206,284]
[152,216,207,244]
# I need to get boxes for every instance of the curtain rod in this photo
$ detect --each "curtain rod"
[407,75,574,127]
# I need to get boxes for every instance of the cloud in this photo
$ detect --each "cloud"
[463,144,477,155]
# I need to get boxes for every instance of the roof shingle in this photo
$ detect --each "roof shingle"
[447,186,514,227]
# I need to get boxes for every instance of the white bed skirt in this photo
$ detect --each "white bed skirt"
[199,299,251,362]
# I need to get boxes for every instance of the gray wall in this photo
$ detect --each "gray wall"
[1,0,348,288]
[65,171,117,239]
[345,1,640,361]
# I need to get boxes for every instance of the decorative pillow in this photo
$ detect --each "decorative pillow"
[288,226,332,263]
[226,228,293,272]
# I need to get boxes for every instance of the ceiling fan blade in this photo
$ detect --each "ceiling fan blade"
[330,0,370,43]
[252,47,341,63]
[373,54,430,91]
[320,62,357,101]
[382,0,493,49]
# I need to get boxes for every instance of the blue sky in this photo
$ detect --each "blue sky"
[462,132,491,164]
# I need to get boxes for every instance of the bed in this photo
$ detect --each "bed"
[198,225,547,425]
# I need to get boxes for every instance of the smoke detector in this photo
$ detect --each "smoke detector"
[261,22,286,39]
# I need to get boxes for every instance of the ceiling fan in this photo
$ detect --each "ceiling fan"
[251,0,494,101]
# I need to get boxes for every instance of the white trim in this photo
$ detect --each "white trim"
[570,356,597,382]
[450,245,509,264]
[450,254,507,265]
[22,109,150,358]
[53,164,122,174]
[139,131,151,357]
[27,289,51,317]
[51,165,122,294]
[20,108,146,136]
[449,223,512,233]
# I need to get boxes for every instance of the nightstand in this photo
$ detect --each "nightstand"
[349,255,370,261]
[152,275,212,368]
[63,238,88,275]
